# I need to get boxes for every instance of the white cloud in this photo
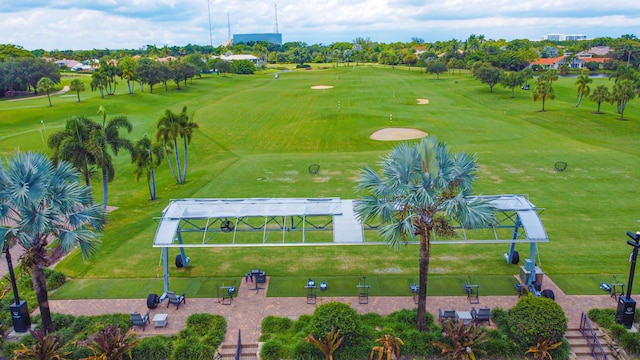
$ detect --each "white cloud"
[0,0,638,50]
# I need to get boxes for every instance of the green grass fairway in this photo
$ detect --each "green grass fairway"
[2,66,639,299]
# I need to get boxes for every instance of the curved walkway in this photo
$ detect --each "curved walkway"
[45,276,617,344]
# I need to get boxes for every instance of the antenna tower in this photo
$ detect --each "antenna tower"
[274,4,279,34]
[227,12,231,41]
[207,0,213,50]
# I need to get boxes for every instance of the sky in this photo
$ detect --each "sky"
[1,0,639,51]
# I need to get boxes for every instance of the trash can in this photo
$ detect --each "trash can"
[616,295,636,328]
[10,300,31,333]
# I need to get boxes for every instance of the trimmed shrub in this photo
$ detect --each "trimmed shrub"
[478,329,518,358]
[400,328,440,357]
[360,312,384,328]
[508,295,568,349]
[610,323,628,340]
[2,341,22,359]
[308,302,362,346]
[621,332,640,355]
[262,315,293,334]
[185,313,218,337]
[171,340,215,360]
[46,270,67,290]
[292,338,322,360]
[52,313,75,331]
[292,314,312,333]
[131,335,172,360]
[260,338,286,360]
[65,343,94,360]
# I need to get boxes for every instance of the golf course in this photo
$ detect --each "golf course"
[1,65,639,299]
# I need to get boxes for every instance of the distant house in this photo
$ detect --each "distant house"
[214,54,260,66]
[53,59,81,69]
[529,55,609,70]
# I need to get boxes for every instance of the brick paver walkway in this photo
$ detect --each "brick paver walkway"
[45,275,618,345]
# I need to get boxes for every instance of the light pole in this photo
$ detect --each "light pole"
[616,231,640,328]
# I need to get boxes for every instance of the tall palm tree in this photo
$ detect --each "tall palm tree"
[37,77,55,107]
[354,137,495,331]
[92,106,134,209]
[69,78,85,102]
[48,116,97,187]
[610,79,636,120]
[132,135,164,200]
[589,85,610,114]
[575,74,592,107]
[532,78,555,112]
[0,151,105,334]
[155,106,198,184]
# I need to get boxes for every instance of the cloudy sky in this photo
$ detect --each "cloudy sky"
[1,0,639,51]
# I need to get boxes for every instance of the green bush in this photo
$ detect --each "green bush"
[308,302,361,346]
[52,313,75,331]
[46,270,67,290]
[233,60,256,74]
[70,315,93,337]
[360,312,384,328]
[171,340,216,360]
[185,313,225,338]
[292,338,322,360]
[508,295,568,349]
[610,323,628,340]
[260,338,286,360]
[65,343,93,360]
[332,338,370,360]
[400,328,440,357]
[132,335,172,360]
[621,332,640,355]
[2,340,22,359]
[478,329,518,358]
[292,314,312,333]
[262,315,293,334]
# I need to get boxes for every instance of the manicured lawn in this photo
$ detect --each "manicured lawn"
[2,66,639,299]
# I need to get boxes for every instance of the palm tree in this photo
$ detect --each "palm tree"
[37,77,55,106]
[305,328,344,360]
[532,78,555,112]
[132,135,164,200]
[48,116,97,187]
[589,85,610,114]
[610,79,636,120]
[92,106,134,209]
[155,106,198,184]
[354,136,495,331]
[575,74,592,107]
[69,78,85,102]
[90,72,106,99]
[0,151,105,333]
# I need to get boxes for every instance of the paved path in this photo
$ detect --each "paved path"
[45,275,618,345]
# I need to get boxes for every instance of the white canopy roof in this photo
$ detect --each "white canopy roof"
[152,195,548,247]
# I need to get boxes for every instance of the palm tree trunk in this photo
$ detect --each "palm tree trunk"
[597,102,602,113]
[46,93,52,107]
[150,169,157,200]
[417,230,430,332]
[173,139,183,184]
[576,94,583,107]
[76,91,81,102]
[32,260,54,333]
[182,138,189,183]
[165,150,179,183]
[102,168,108,209]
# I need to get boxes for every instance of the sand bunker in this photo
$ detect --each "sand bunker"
[311,85,334,90]
[370,128,428,141]
[416,98,430,104]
